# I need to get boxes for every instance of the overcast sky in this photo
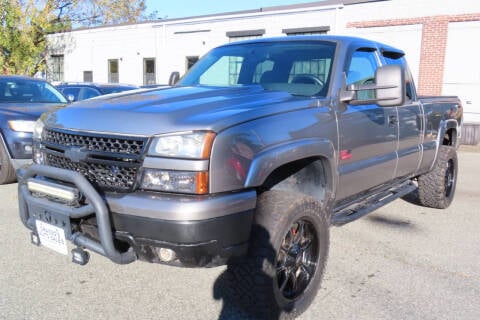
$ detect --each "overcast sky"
[145,0,317,19]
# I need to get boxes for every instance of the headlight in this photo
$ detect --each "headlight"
[33,119,45,140]
[8,120,36,133]
[32,119,45,164]
[148,131,215,159]
[142,169,208,194]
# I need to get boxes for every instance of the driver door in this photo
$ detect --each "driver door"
[336,48,398,200]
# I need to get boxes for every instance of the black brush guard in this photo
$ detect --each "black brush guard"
[17,164,136,264]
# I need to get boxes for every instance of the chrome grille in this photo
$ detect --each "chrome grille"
[42,128,147,192]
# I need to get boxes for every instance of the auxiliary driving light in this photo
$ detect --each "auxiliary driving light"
[27,179,79,203]
[156,247,177,262]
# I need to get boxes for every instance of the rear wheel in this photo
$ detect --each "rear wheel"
[417,145,458,208]
[227,191,329,319]
[0,138,16,184]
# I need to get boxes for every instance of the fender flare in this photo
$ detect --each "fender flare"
[430,119,460,171]
[244,138,337,189]
[438,119,460,147]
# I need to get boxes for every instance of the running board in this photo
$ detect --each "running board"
[331,181,417,226]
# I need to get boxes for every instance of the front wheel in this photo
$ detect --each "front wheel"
[227,191,330,319]
[417,145,458,209]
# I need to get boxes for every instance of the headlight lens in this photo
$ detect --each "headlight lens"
[8,120,36,133]
[32,119,45,164]
[142,169,208,194]
[148,131,215,159]
[33,119,45,140]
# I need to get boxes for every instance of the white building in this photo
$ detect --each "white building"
[47,0,480,123]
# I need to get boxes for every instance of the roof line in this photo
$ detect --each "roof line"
[66,0,389,33]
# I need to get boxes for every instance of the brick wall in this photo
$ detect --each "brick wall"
[348,14,480,96]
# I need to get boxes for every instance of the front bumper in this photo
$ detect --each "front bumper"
[18,164,256,267]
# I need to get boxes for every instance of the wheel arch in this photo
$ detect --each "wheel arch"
[427,119,460,173]
[440,119,460,148]
[245,138,337,212]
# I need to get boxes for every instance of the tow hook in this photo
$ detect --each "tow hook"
[71,247,90,265]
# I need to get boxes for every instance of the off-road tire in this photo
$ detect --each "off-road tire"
[0,137,16,184]
[226,191,329,319]
[417,145,458,209]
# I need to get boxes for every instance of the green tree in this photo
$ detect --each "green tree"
[0,0,148,76]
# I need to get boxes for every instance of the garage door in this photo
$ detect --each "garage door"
[443,21,480,124]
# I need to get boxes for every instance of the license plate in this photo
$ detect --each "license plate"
[35,219,68,255]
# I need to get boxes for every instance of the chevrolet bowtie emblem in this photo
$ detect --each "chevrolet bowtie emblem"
[64,146,89,163]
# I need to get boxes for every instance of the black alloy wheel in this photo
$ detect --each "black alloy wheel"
[444,159,455,198]
[276,219,318,300]
[418,145,458,209]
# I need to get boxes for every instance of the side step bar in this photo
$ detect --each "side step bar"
[331,181,417,226]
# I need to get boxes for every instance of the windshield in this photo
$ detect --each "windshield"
[0,78,67,103]
[179,40,336,97]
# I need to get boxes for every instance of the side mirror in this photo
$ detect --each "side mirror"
[340,64,405,107]
[168,71,180,86]
[375,64,405,107]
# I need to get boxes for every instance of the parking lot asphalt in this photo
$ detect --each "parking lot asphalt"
[1,149,479,320]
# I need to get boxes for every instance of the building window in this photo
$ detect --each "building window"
[143,58,156,85]
[186,56,199,73]
[282,26,330,36]
[83,71,93,82]
[49,55,64,82]
[108,59,119,83]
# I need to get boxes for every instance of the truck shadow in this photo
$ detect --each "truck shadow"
[213,271,257,320]
[212,226,284,320]
[366,214,416,230]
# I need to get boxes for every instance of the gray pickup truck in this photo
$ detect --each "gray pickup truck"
[18,36,462,318]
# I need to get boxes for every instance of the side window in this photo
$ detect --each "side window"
[61,87,80,101]
[347,50,379,85]
[347,50,379,100]
[81,87,101,100]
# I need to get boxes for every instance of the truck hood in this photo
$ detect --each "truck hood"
[44,86,319,136]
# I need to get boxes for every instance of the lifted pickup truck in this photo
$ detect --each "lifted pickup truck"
[18,36,461,318]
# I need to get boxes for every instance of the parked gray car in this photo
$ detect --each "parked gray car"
[56,82,138,102]
[17,36,461,318]
[0,75,66,184]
